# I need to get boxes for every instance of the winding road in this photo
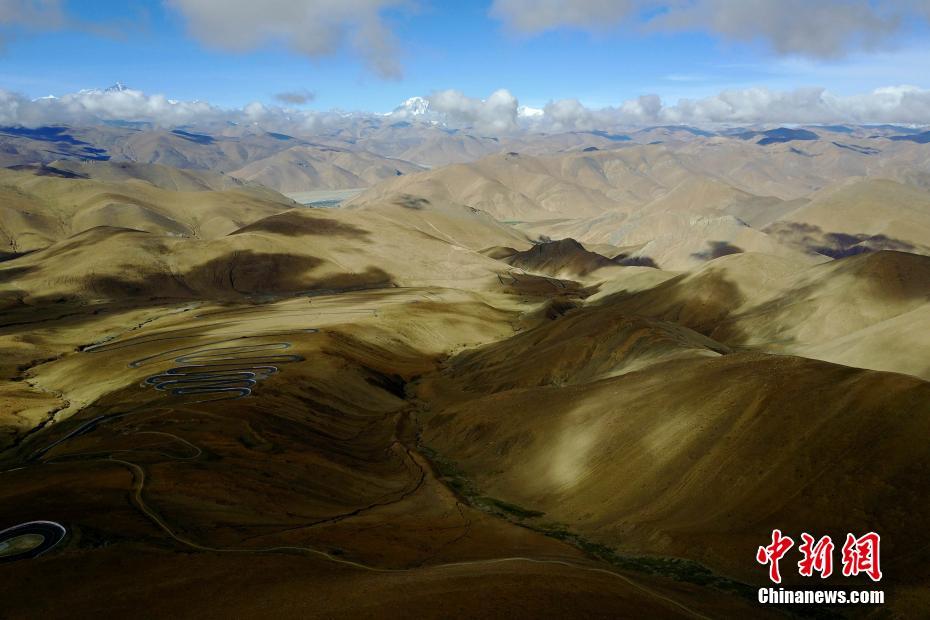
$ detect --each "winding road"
[0,521,66,563]
[143,341,304,402]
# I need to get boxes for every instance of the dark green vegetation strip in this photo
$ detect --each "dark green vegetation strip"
[419,442,840,620]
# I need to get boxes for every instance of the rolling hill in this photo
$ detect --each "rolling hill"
[0,166,298,254]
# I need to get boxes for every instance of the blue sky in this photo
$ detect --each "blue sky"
[1,0,929,114]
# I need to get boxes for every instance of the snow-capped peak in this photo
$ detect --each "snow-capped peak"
[397,96,430,116]
[518,105,544,118]
[76,82,135,97]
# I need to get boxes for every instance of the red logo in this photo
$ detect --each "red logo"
[758,530,881,583]
[798,533,834,578]
[841,532,882,582]
[756,529,794,584]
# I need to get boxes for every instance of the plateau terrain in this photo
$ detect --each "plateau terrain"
[1,122,929,618]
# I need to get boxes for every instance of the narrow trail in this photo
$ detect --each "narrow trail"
[103,453,712,620]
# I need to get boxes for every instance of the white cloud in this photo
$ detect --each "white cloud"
[532,86,930,127]
[536,94,663,131]
[518,105,544,118]
[164,0,407,79]
[542,98,595,131]
[2,84,930,132]
[0,84,354,130]
[489,0,930,59]
[619,94,663,123]
[659,85,930,125]
[417,85,930,130]
[2,86,225,127]
[427,89,520,133]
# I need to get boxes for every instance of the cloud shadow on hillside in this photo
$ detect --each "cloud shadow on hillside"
[764,221,924,258]
[691,241,744,261]
[230,212,370,238]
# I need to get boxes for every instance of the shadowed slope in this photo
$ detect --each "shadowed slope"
[502,238,619,278]
[595,251,930,379]
[420,333,930,600]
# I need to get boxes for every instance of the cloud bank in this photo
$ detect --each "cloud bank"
[2,84,930,132]
[423,86,930,131]
[0,85,351,132]
[490,0,929,59]
[656,85,930,125]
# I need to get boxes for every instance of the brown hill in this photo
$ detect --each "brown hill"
[349,151,619,222]
[351,141,930,269]
[0,167,297,254]
[230,145,424,192]
[595,250,930,379]
[766,177,930,257]
[45,160,258,192]
[420,349,930,589]
[503,238,618,278]
[0,195,531,305]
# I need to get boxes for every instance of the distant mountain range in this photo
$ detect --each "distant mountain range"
[0,120,928,194]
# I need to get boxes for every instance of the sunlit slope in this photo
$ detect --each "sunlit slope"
[344,193,532,252]
[796,304,930,379]
[0,167,297,252]
[768,178,930,255]
[354,124,504,167]
[0,198,531,304]
[230,145,424,192]
[45,160,259,192]
[102,128,292,171]
[350,141,930,268]
[565,211,820,270]
[597,175,803,229]
[649,138,930,199]
[349,152,620,222]
[421,303,729,394]
[353,139,930,221]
